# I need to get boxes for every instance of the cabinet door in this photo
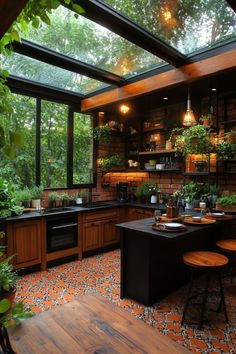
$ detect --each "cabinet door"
[8,220,42,269]
[102,218,119,246]
[82,222,101,252]
[126,207,153,221]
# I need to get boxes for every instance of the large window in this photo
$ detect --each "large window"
[0,93,36,186]
[73,112,93,185]
[0,93,94,188]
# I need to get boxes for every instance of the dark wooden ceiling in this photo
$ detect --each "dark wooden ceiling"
[0,0,29,39]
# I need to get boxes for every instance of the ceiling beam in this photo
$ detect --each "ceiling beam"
[225,0,236,13]
[66,0,186,67]
[7,75,84,105]
[81,48,236,112]
[0,0,29,39]
[13,40,124,87]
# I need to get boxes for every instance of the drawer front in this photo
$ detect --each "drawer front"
[83,208,119,223]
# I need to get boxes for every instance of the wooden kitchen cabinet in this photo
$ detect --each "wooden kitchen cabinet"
[126,207,154,221]
[82,209,120,252]
[7,219,42,269]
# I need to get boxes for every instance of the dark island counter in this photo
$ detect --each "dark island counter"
[116,217,229,306]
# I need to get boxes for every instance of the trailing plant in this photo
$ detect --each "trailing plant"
[174,124,213,156]
[93,126,112,143]
[217,141,236,160]
[182,181,204,203]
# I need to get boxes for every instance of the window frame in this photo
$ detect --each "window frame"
[10,88,95,190]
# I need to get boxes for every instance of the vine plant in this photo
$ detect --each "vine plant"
[0,0,84,156]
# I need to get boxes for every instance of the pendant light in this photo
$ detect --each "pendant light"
[183,87,196,127]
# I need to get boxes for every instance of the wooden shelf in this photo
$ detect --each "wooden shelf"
[221,119,236,125]
[183,172,216,176]
[146,169,180,173]
[138,149,175,156]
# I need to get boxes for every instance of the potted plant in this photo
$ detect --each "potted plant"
[16,188,32,209]
[216,195,236,212]
[199,113,213,127]
[69,194,77,206]
[76,191,88,205]
[30,185,43,209]
[174,125,213,156]
[60,193,70,207]
[182,181,204,209]
[98,154,124,171]
[48,192,58,209]
[136,182,159,204]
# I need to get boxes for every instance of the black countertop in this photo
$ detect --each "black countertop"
[116,217,220,240]
[6,201,166,222]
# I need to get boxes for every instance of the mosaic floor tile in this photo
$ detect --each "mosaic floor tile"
[16,250,236,353]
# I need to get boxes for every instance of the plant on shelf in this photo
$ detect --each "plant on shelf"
[48,192,58,208]
[0,179,23,218]
[98,154,124,171]
[199,113,213,127]
[174,124,213,157]
[93,125,112,143]
[30,185,44,209]
[217,141,236,160]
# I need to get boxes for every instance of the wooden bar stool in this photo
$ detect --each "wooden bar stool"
[181,251,229,329]
[216,239,236,283]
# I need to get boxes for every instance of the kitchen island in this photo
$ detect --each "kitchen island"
[117,217,230,306]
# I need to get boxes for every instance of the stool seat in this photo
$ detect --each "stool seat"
[216,239,236,253]
[183,251,228,269]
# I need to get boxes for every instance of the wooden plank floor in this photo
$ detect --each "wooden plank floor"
[9,294,191,353]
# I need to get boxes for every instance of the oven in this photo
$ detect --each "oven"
[46,214,78,253]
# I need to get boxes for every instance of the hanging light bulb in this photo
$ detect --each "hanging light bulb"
[119,104,130,114]
[183,87,196,127]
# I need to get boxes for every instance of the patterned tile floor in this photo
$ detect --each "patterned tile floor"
[16,250,236,353]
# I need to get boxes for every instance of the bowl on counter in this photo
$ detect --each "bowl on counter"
[192,216,202,222]
[156,164,165,170]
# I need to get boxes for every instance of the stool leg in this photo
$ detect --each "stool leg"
[181,270,194,326]
[218,271,229,324]
[199,272,210,330]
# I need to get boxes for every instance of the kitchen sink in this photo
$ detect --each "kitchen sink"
[43,207,74,214]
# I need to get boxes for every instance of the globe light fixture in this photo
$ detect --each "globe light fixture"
[120,104,130,114]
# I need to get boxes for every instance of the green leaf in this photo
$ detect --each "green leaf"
[0,299,11,314]
[71,3,85,14]
[12,302,23,315]
[32,17,40,28]
[11,31,20,42]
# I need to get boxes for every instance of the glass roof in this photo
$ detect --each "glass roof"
[23,5,163,78]
[102,0,236,55]
[4,52,108,94]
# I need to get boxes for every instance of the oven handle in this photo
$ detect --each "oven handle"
[51,223,78,230]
